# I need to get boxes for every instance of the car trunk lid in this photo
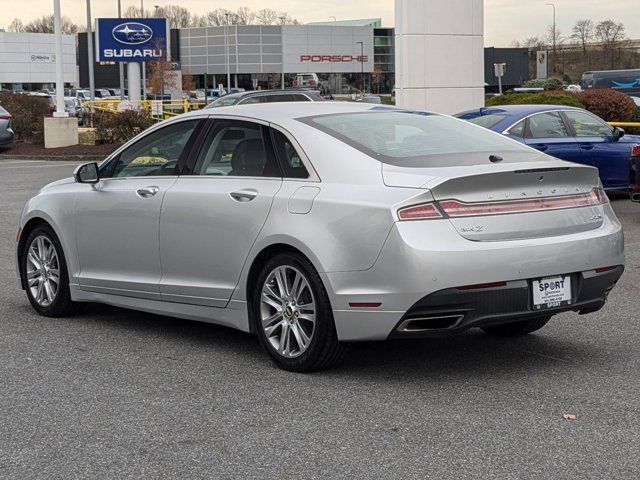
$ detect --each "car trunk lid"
[384,157,606,241]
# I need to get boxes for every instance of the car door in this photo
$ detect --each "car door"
[523,111,581,163]
[158,118,283,307]
[561,110,629,189]
[75,119,202,299]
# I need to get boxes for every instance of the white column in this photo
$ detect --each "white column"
[395,0,484,114]
[127,62,141,102]
[52,0,68,117]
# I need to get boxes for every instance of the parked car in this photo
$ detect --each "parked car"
[195,88,227,103]
[16,103,625,371]
[0,105,14,147]
[580,69,640,96]
[293,73,319,87]
[205,89,324,108]
[456,104,640,191]
[64,97,88,126]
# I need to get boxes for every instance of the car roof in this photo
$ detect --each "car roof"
[181,102,404,126]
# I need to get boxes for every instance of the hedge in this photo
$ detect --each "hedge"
[0,93,52,144]
[486,92,584,108]
[575,89,637,122]
[93,109,156,144]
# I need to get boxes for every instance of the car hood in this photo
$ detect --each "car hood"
[40,177,74,192]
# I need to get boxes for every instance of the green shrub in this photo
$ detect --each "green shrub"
[486,92,584,108]
[0,93,52,144]
[524,77,564,90]
[543,77,564,90]
[575,89,637,122]
[93,109,155,144]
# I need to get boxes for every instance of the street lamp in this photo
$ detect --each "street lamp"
[278,15,286,89]
[224,12,231,92]
[546,2,556,74]
[154,5,159,16]
[356,41,364,93]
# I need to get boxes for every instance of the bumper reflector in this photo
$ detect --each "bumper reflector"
[457,281,507,291]
[348,302,382,308]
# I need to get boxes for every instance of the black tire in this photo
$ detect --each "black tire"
[252,252,346,372]
[22,224,81,317]
[481,315,552,337]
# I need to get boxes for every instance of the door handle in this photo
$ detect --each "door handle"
[136,186,160,198]
[580,144,595,150]
[230,189,258,202]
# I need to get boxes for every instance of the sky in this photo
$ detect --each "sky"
[1,0,638,46]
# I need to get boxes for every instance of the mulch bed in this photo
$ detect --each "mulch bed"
[0,142,121,161]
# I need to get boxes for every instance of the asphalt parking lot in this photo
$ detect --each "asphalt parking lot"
[1,159,638,479]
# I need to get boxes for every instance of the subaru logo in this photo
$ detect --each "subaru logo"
[112,22,153,45]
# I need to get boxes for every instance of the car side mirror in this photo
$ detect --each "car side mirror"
[74,162,99,184]
[612,127,625,141]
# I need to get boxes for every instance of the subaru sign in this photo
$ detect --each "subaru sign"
[96,18,169,62]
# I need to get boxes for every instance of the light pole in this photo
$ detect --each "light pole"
[85,0,95,103]
[224,12,231,93]
[117,0,124,100]
[279,15,286,89]
[52,0,67,117]
[141,0,146,100]
[546,2,556,75]
[356,41,364,93]
[154,5,159,16]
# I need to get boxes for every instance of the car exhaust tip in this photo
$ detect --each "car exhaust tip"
[397,315,464,332]
[630,192,640,203]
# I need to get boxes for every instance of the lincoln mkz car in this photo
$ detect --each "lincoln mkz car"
[16,103,624,371]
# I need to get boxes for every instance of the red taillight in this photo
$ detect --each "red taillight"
[0,114,11,120]
[397,202,443,221]
[632,144,640,157]
[438,188,607,218]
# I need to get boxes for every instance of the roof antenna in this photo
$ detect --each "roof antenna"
[489,155,503,163]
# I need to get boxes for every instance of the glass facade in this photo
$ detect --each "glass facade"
[372,28,395,94]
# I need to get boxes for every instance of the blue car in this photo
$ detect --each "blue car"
[455,105,640,191]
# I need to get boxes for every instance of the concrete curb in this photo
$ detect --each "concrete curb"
[0,155,105,162]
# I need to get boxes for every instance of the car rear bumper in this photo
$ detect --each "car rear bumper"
[387,266,622,338]
[325,208,624,341]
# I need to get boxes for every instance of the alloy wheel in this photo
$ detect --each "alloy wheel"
[26,235,60,307]
[260,265,316,358]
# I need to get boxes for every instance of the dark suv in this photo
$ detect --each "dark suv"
[205,89,327,109]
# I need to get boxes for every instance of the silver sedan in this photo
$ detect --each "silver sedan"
[16,103,624,371]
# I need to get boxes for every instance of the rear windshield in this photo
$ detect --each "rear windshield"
[460,113,507,129]
[299,110,534,167]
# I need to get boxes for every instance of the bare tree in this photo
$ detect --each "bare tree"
[235,7,256,25]
[595,20,626,50]
[123,5,153,18]
[24,15,78,34]
[522,36,546,50]
[7,18,25,32]
[571,19,594,54]
[154,5,192,29]
[595,20,626,69]
[545,24,563,50]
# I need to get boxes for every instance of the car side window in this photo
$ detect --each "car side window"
[103,120,200,178]
[526,112,569,139]
[271,129,310,179]
[563,111,613,137]
[507,120,525,138]
[289,94,310,102]
[193,121,281,177]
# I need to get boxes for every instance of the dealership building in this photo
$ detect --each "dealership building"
[75,18,527,95]
[0,32,76,91]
